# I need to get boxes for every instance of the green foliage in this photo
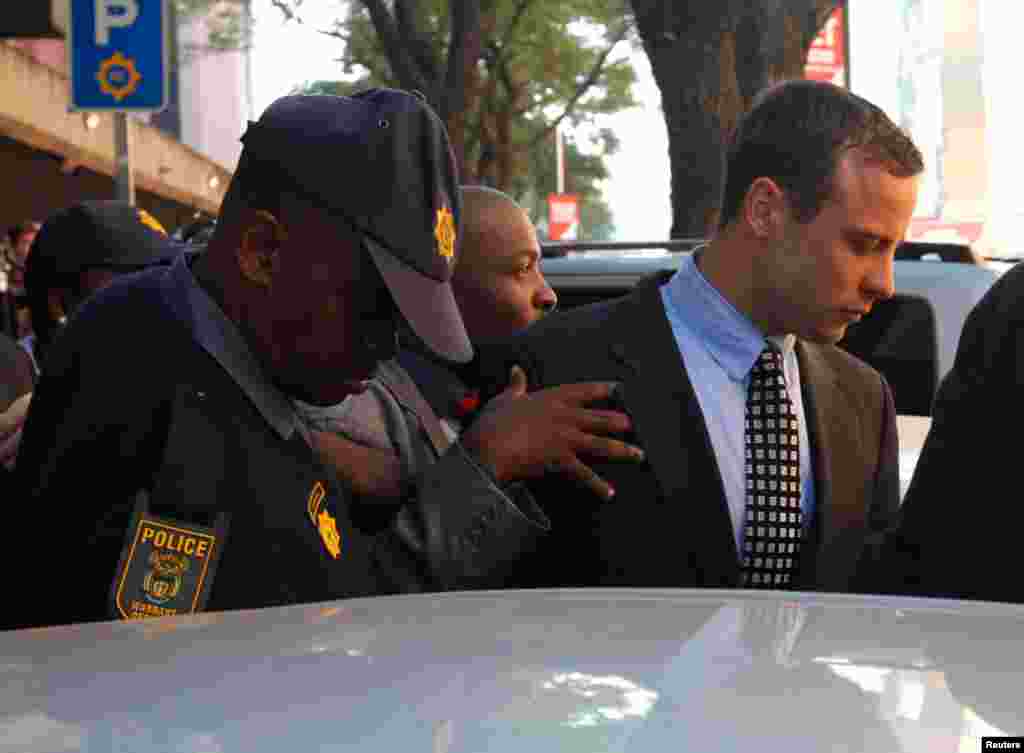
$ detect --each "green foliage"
[330,0,636,124]
[291,80,361,97]
[292,0,637,239]
[174,0,252,57]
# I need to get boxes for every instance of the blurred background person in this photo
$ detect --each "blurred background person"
[0,332,32,411]
[21,201,180,376]
[2,220,40,339]
[0,332,33,473]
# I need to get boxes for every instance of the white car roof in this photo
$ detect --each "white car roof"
[2,589,1021,751]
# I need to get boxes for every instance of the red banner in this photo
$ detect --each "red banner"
[548,193,579,241]
[805,7,846,86]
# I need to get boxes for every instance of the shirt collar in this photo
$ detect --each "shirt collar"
[166,250,303,441]
[662,250,796,382]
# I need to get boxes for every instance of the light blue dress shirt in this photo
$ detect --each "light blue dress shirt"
[659,252,816,556]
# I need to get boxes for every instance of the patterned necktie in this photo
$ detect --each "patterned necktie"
[742,345,803,588]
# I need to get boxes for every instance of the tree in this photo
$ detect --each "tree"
[294,79,620,240]
[629,0,843,237]
[174,0,254,59]
[286,0,636,196]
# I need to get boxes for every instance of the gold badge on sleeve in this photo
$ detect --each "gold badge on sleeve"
[307,481,342,560]
[110,494,227,620]
[136,208,167,236]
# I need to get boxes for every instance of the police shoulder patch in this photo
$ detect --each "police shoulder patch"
[111,497,226,621]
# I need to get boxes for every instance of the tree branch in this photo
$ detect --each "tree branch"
[318,27,345,42]
[484,0,536,82]
[269,0,300,24]
[440,0,481,122]
[359,0,428,92]
[529,22,631,146]
[496,53,516,99]
[499,0,535,51]
[395,0,441,85]
[812,0,844,30]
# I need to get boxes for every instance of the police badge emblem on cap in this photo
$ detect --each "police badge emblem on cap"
[434,203,455,262]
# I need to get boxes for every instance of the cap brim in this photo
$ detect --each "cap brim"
[365,238,473,364]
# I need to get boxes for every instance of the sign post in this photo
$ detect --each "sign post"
[69,0,170,203]
[113,113,134,202]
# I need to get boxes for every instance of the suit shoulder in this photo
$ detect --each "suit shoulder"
[512,290,645,352]
[805,342,886,396]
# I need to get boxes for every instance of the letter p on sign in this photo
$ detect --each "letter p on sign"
[95,0,139,45]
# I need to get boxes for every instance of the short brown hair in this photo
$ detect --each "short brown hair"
[718,80,924,229]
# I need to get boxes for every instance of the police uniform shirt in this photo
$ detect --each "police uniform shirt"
[8,253,547,630]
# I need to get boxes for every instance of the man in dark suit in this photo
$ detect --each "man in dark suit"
[872,262,1024,602]
[481,80,924,592]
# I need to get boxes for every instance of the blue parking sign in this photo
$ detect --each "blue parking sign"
[69,0,169,111]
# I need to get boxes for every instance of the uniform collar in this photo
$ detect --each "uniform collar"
[165,250,304,441]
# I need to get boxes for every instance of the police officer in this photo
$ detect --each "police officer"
[21,201,179,376]
[7,90,640,630]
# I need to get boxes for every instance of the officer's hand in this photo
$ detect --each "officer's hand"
[461,366,644,500]
[310,430,405,500]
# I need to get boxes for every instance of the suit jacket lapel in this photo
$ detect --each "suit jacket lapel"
[608,285,740,581]
[797,342,864,587]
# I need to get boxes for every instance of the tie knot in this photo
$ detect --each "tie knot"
[752,345,783,376]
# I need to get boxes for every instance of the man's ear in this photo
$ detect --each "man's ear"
[237,209,287,288]
[742,177,788,239]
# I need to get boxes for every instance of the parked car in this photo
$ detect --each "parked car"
[1,588,1020,752]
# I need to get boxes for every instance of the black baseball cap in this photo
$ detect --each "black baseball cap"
[27,200,182,284]
[237,88,473,364]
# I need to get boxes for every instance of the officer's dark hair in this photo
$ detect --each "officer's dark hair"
[717,80,924,230]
